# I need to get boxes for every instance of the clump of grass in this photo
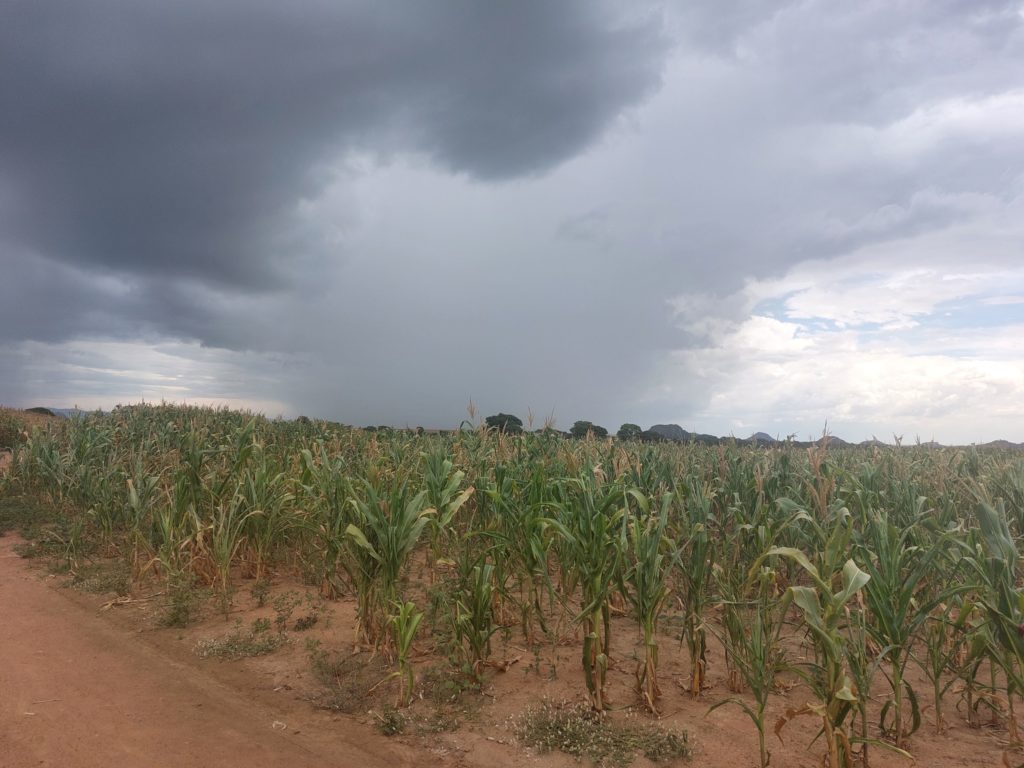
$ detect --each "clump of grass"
[160,572,205,628]
[293,591,327,631]
[374,705,406,736]
[516,700,691,768]
[420,663,482,705]
[250,578,271,607]
[66,561,131,595]
[272,591,302,632]
[415,709,462,734]
[0,495,57,540]
[306,640,388,714]
[194,618,287,659]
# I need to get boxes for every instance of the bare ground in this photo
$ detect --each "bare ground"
[0,528,1016,768]
[0,534,432,768]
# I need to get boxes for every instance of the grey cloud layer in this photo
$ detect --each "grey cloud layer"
[2,1,1022,435]
[2,1,665,303]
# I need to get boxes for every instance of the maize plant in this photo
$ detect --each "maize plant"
[919,597,976,734]
[770,545,897,768]
[550,469,627,711]
[207,494,258,615]
[676,478,717,698]
[709,558,786,768]
[453,556,501,682]
[485,466,556,643]
[854,504,960,747]
[346,479,434,649]
[422,450,474,572]
[961,499,1024,745]
[621,489,674,713]
[299,446,353,597]
[381,600,423,707]
[237,447,296,581]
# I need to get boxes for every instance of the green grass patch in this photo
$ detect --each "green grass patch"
[0,494,55,539]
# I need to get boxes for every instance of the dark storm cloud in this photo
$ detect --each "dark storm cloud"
[1,0,666,307]
[3,0,1023,439]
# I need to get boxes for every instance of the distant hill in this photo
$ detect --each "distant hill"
[647,424,719,444]
[641,423,1024,449]
[859,438,887,448]
[25,407,57,417]
[977,439,1023,449]
[39,408,93,419]
[649,424,689,441]
[817,435,851,448]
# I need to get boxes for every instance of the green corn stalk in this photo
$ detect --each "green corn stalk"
[677,478,717,698]
[709,560,786,768]
[855,504,961,747]
[548,469,627,711]
[422,450,474,572]
[298,446,353,597]
[919,597,976,734]
[484,466,556,644]
[208,493,258,616]
[391,600,423,706]
[961,498,1024,745]
[453,558,501,682]
[770,547,908,768]
[346,480,434,649]
[237,448,295,581]
[622,489,674,713]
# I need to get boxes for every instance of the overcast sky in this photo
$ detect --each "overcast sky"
[2,1,1023,443]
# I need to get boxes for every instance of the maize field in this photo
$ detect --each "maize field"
[3,402,1024,768]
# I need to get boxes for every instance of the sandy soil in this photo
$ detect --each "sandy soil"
[0,528,1016,768]
[0,535,431,768]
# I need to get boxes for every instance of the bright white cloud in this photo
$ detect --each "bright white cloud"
[661,247,1024,443]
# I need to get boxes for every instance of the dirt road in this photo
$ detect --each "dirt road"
[0,536,420,768]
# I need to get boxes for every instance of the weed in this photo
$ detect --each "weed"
[0,495,55,538]
[293,591,327,631]
[415,709,462,734]
[160,572,204,628]
[67,561,131,595]
[250,578,271,607]
[307,643,387,714]
[272,591,302,633]
[374,705,406,736]
[194,618,287,659]
[516,700,691,768]
[420,664,481,705]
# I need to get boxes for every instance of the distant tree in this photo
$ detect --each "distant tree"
[616,423,643,441]
[485,413,524,433]
[570,420,608,439]
[639,429,666,443]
